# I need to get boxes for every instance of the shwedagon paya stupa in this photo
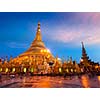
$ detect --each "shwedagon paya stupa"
[12,22,54,66]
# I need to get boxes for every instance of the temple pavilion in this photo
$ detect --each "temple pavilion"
[80,42,99,73]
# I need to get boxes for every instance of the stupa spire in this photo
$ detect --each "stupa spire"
[82,42,86,54]
[34,22,42,41]
[81,42,89,63]
[19,22,53,59]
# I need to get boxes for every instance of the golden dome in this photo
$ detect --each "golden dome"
[18,22,53,59]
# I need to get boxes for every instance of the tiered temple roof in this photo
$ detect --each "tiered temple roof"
[80,42,99,66]
[81,42,89,63]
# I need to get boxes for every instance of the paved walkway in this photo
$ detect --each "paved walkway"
[0,76,100,88]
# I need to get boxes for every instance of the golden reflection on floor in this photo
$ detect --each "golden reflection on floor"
[97,76,100,87]
[81,75,90,88]
[9,76,100,88]
[32,77,51,88]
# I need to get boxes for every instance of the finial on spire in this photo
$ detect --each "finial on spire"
[81,41,84,47]
[34,22,42,41]
[81,42,89,64]
[81,41,85,49]
[38,22,40,26]
[37,22,41,32]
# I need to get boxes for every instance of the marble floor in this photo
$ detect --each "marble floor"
[0,75,100,88]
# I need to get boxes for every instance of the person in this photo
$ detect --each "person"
[19,72,23,79]
[41,72,43,76]
[63,73,67,78]
[20,76,22,79]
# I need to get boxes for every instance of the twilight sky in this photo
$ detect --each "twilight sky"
[0,12,100,63]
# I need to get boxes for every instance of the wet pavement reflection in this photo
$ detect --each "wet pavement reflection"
[81,76,90,88]
[0,75,100,88]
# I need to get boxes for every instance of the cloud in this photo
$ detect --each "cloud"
[74,13,100,25]
[45,13,100,46]
[46,26,100,46]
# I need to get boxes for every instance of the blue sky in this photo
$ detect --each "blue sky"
[0,12,100,63]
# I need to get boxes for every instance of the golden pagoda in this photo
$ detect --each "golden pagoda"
[9,22,54,74]
[18,22,53,59]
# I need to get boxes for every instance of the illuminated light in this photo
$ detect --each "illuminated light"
[66,69,69,73]
[47,55,50,58]
[80,59,83,62]
[71,69,73,72]
[57,58,62,61]
[95,66,99,69]
[12,68,15,72]
[41,50,43,52]
[47,50,49,52]
[25,56,28,59]
[59,68,62,73]
[24,68,27,73]
[38,29,41,32]
[74,69,76,72]
[68,61,70,63]
[0,68,2,72]
[5,68,8,72]
[44,49,46,52]
[81,68,84,72]
[31,67,34,72]
[47,49,50,53]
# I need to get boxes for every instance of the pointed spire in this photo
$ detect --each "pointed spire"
[81,42,86,56]
[81,41,84,47]
[69,56,73,64]
[10,55,13,61]
[34,22,42,41]
[81,42,89,63]
[5,56,8,62]
[82,42,86,52]
[0,58,2,64]
[37,22,41,32]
